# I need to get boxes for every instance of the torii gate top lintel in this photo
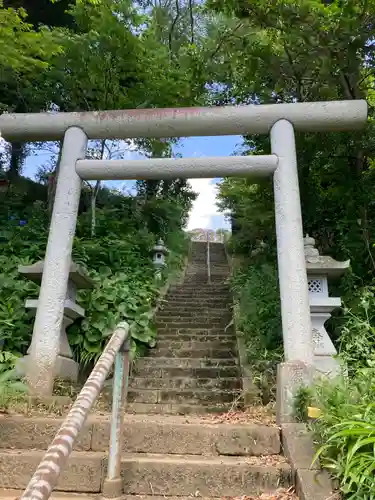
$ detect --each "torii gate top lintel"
[0,100,368,142]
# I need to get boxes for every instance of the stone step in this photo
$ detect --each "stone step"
[120,453,291,497]
[0,450,291,495]
[157,329,235,338]
[158,306,231,313]
[168,286,229,292]
[133,357,238,369]
[156,339,236,349]
[126,402,241,415]
[157,311,231,319]
[163,300,230,308]
[157,333,236,342]
[130,365,241,379]
[165,292,229,298]
[156,320,232,330]
[0,450,104,492]
[1,493,296,500]
[148,347,237,359]
[166,292,231,298]
[169,286,230,293]
[156,316,231,325]
[157,310,231,317]
[127,388,242,405]
[129,376,241,390]
[0,491,99,500]
[116,414,280,456]
[167,292,230,298]
[0,414,280,457]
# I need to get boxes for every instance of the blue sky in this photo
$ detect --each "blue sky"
[23,135,242,230]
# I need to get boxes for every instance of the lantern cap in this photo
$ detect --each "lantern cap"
[304,234,350,278]
[152,238,169,255]
[19,260,94,288]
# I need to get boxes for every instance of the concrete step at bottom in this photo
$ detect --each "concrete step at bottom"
[121,453,291,497]
[0,450,105,493]
[0,492,97,500]
[0,494,295,500]
[130,365,241,379]
[0,451,291,496]
[127,388,242,405]
[129,376,241,390]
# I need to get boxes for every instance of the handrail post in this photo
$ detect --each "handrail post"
[207,239,211,285]
[102,338,131,498]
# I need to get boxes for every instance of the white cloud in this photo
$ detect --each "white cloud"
[188,178,221,230]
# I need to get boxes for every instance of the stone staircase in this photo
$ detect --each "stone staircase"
[127,241,241,415]
[0,241,294,498]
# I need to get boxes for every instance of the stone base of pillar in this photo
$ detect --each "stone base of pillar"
[16,354,79,382]
[276,361,315,425]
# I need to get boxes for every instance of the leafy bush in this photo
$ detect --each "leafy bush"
[0,256,37,354]
[294,370,375,500]
[293,288,375,499]
[231,254,283,403]
[70,267,159,365]
[0,351,28,411]
[335,287,375,374]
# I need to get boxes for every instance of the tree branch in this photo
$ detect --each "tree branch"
[210,21,243,59]
[168,0,181,54]
[188,0,194,44]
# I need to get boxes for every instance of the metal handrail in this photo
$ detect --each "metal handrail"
[207,240,211,285]
[20,321,130,500]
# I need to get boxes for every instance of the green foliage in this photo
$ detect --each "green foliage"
[293,289,375,498]
[0,351,27,411]
[0,256,36,353]
[231,253,282,404]
[294,370,375,500]
[293,385,312,423]
[70,267,159,365]
[212,0,375,290]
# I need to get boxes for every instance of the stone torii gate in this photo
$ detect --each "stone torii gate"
[0,101,368,412]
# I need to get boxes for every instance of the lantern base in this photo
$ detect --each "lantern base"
[311,311,340,378]
[313,355,341,378]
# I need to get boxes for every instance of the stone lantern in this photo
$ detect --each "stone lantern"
[18,260,94,381]
[304,235,350,377]
[152,239,169,278]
